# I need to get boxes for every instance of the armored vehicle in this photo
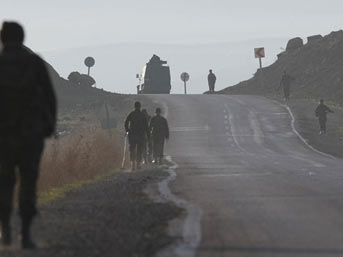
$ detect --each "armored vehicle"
[137,55,171,94]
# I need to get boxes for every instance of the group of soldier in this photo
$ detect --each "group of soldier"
[125,102,169,171]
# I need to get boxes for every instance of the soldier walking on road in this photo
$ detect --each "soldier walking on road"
[208,69,216,94]
[149,108,169,165]
[141,109,152,164]
[279,71,295,102]
[0,21,57,249]
[125,102,149,170]
[315,99,334,135]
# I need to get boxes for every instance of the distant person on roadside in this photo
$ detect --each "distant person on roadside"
[141,109,152,164]
[125,101,149,170]
[279,71,295,102]
[0,21,57,249]
[208,69,216,94]
[315,99,334,135]
[149,108,169,165]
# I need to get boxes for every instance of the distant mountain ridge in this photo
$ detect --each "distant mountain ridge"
[219,30,343,106]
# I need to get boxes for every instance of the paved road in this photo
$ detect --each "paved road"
[149,94,343,257]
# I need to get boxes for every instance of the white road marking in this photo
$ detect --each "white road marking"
[225,105,247,153]
[248,111,265,145]
[171,126,210,132]
[199,172,273,177]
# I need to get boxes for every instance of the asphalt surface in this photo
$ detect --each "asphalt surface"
[149,94,343,257]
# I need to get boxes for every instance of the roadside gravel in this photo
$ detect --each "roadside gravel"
[0,169,182,257]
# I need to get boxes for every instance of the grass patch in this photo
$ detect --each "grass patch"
[37,126,123,203]
[329,126,343,141]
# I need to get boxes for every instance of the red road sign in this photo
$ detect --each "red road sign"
[254,47,265,58]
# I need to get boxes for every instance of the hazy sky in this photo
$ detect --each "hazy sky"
[2,0,343,51]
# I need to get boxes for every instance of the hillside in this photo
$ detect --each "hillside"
[33,47,134,134]
[43,56,125,111]
[219,30,343,106]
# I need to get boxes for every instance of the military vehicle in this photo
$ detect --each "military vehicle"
[137,55,171,94]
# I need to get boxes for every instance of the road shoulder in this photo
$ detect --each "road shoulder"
[275,97,343,158]
[0,169,182,257]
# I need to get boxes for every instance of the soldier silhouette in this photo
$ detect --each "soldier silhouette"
[0,21,57,249]
[208,69,216,94]
[149,108,169,165]
[315,99,334,135]
[279,71,295,102]
[125,102,149,170]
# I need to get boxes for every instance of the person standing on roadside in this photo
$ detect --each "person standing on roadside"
[0,21,57,249]
[141,109,152,164]
[208,69,216,94]
[125,102,149,170]
[149,108,169,165]
[279,71,295,102]
[315,99,334,135]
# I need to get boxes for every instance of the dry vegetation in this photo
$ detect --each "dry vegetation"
[38,126,123,196]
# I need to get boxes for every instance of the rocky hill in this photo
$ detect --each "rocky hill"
[219,30,343,105]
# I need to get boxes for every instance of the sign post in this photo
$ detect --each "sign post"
[180,72,190,95]
[84,56,95,76]
[254,47,265,69]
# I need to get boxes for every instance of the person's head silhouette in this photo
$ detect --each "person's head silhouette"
[134,101,141,110]
[1,21,24,46]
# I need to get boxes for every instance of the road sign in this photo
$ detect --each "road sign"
[180,72,190,82]
[180,72,189,95]
[84,57,95,76]
[84,57,95,67]
[254,47,265,58]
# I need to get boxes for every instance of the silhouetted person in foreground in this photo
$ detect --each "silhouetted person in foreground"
[315,99,333,135]
[141,109,152,164]
[0,21,57,249]
[208,69,216,94]
[279,71,295,102]
[125,102,149,170]
[149,108,169,165]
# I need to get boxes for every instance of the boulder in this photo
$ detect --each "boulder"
[286,37,304,51]
[307,35,323,44]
